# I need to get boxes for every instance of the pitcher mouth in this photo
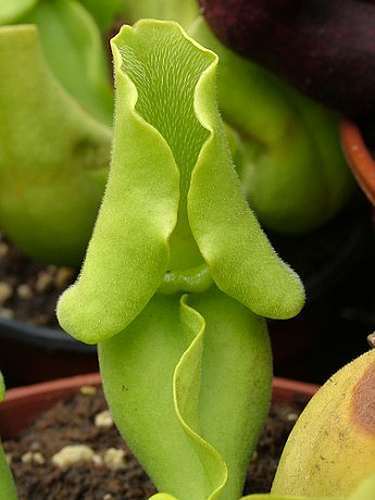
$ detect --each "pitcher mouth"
[158,264,213,295]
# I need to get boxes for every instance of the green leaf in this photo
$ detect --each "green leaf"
[0,374,4,402]
[349,475,375,500]
[0,0,37,24]
[57,23,185,343]
[121,0,199,30]
[99,287,271,500]
[0,447,17,500]
[189,17,353,234]
[0,373,17,500]
[188,288,272,499]
[240,475,375,500]
[0,25,111,265]
[99,294,217,500]
[183,30,304,319]
[78,0,124,32]
[240,496,343,500]
[6,0,113,125]
[150,495,179,500]
[57,19,304,499]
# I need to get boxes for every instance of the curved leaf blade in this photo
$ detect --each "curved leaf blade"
[58,25,182,343]
[99,294,216,500]
[100,287,271,500]
[188,288,272,500]
[187,45,305,319]
[190,17,353,234]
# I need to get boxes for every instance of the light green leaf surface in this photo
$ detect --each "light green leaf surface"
[0,374,4,402]
[0,0,37,24]
[0,443,17,500]
[189,17,353,234]
[100,288,271,500]
[4,0,113,125]
[58,20,304,345]
[0,373,18,500]
[187,58,304,319]
[241,474,375,500]
[58,23,191,343]
[100,293,220,500]
[241,496,342,500]
[349,475,375,500]
[150,495,179,500]
[58,20,304,499]
[0,25,111,265]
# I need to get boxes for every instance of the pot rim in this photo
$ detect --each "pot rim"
[341,119,375,205]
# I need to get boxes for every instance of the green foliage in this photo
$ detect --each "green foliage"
[58,20,304,500]
[78,0,124,32]
[99,289,272,499]
[189,18,353,234]
[57,20,304,343]
[240,473,375,500]
[121,0,199,30]
[0,374,4,401]
[0,0,37,24]
[0,374,18,500]
[2,0,113,125]
[0,25,111,265]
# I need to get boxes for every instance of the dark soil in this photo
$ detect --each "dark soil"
[0,233,77,327]
[3,388,304,499]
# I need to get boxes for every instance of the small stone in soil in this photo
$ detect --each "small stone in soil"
[0,282,12,303]
[103,448,126,471]
[95,410,113,429]
[80,386,97,396]
[52,445,95,469]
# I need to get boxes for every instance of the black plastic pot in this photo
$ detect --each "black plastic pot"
[268,198,372,304]
[0,317,97,387]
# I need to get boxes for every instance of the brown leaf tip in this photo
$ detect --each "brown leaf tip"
[351,362,375,435]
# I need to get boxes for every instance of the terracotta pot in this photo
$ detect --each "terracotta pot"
[0,373,319,440]
[341,120,375,205]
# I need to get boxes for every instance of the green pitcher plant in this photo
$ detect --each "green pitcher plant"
[57,19,304,500]
[0,0,113,265]
[0,373,17,500]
